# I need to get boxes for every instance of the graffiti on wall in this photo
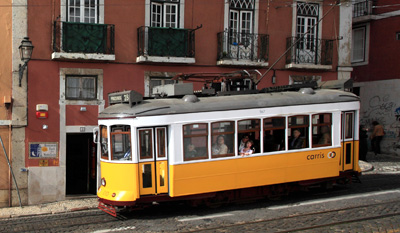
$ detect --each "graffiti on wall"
[360,94,400,152]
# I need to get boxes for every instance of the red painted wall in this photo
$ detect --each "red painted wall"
[25,0,343,168]
[353,15,400,82]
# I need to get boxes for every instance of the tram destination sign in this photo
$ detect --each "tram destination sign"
[108,90,143,107]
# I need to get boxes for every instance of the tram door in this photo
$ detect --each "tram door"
[341,112,355,171]
[137,127,168,196]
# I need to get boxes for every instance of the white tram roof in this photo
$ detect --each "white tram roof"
[98,89,359,119]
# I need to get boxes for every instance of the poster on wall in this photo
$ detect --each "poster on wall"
[29,142,58,158]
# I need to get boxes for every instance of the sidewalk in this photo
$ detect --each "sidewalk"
[0,152,398,219]
[0,196,98,219]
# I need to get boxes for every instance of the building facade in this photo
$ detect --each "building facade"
[352,0,400,154]
[1,0,353,206]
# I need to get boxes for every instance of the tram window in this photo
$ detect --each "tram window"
[110,126,131,161]
[100,125,109,160]
[312,113,332,147]
[238,119,261,154]
[156,128,167,158]
[345,113,354,139]
[139,129,153,159]
[183,124,208,161]
[211,121,235,158]
[288,115,309,150]
[263,117,286,152]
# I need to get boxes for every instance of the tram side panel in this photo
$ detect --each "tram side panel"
[169,148,341,197]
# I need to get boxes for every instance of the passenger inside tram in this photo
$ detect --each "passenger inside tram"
[185,143,197,158]
[289,129,305,149]
[212,135,228,155]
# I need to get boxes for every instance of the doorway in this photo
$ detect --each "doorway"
[66,133,97,195]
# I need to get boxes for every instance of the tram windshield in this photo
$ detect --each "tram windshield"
[110,125,131,161]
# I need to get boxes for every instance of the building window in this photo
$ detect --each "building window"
[229,0,254,45]
[66,75,97,100]
[67,0,99,23]
[352,27,366,63]
[396,32,400,41]
[149,77,177,97]
[296,2,319,62]
[150,0,180,28]
[289,75,321,85]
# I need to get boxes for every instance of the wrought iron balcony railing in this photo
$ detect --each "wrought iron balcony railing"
[137,26,195,58]
[353,0,373,18]
[217,31,269,62]
[53,21,115,54]
[285,37,333,66]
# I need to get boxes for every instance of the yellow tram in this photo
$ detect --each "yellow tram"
[96,84,360,216]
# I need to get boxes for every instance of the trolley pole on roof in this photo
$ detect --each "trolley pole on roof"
[254,2,340,86]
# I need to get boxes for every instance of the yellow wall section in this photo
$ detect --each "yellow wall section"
[170,148,342,197]
[97,162,139,202]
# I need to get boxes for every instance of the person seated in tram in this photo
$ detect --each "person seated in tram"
[240,140,254,156]
[185,143,198,158]
[212,135,228,155]
[289,129,304,149]
[238,135,250,152]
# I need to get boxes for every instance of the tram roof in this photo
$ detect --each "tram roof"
[98,89,359,119]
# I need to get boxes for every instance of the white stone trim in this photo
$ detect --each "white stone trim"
[52,52,115,61]
[137,56,195,64]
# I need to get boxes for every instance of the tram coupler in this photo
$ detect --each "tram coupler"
[98,201,117,217]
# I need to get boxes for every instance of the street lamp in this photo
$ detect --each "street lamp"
[18,37,34,87]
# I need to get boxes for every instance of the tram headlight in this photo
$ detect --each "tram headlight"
[101,177,106,186]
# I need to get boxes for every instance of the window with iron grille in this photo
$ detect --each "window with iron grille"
[67,0,99,23]
[66,75,97,100]
[150,0,180,28]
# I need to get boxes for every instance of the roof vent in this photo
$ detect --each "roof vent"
[182,95,198,103]
[299,88,315,95]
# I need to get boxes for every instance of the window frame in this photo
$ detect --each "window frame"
[150,0,180,28]
[288,115,310,150]
[110,125,131,161]
[237,118,261,154]
[263,117,286,152]
[67,0,99,23]
[183,123,209,161]
[100,125,109,160]
[311,113,332,148]
[65,75,98,100]
[352,26,366,63]
[138,128,154,160]
[211,121,235,158]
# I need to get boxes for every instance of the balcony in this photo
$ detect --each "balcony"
[285,37,333,70]
[352,0,374,24]
[353,0,373,18]
[52,21,115,61]
[137,26,195,64]
[217,31,269,67]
